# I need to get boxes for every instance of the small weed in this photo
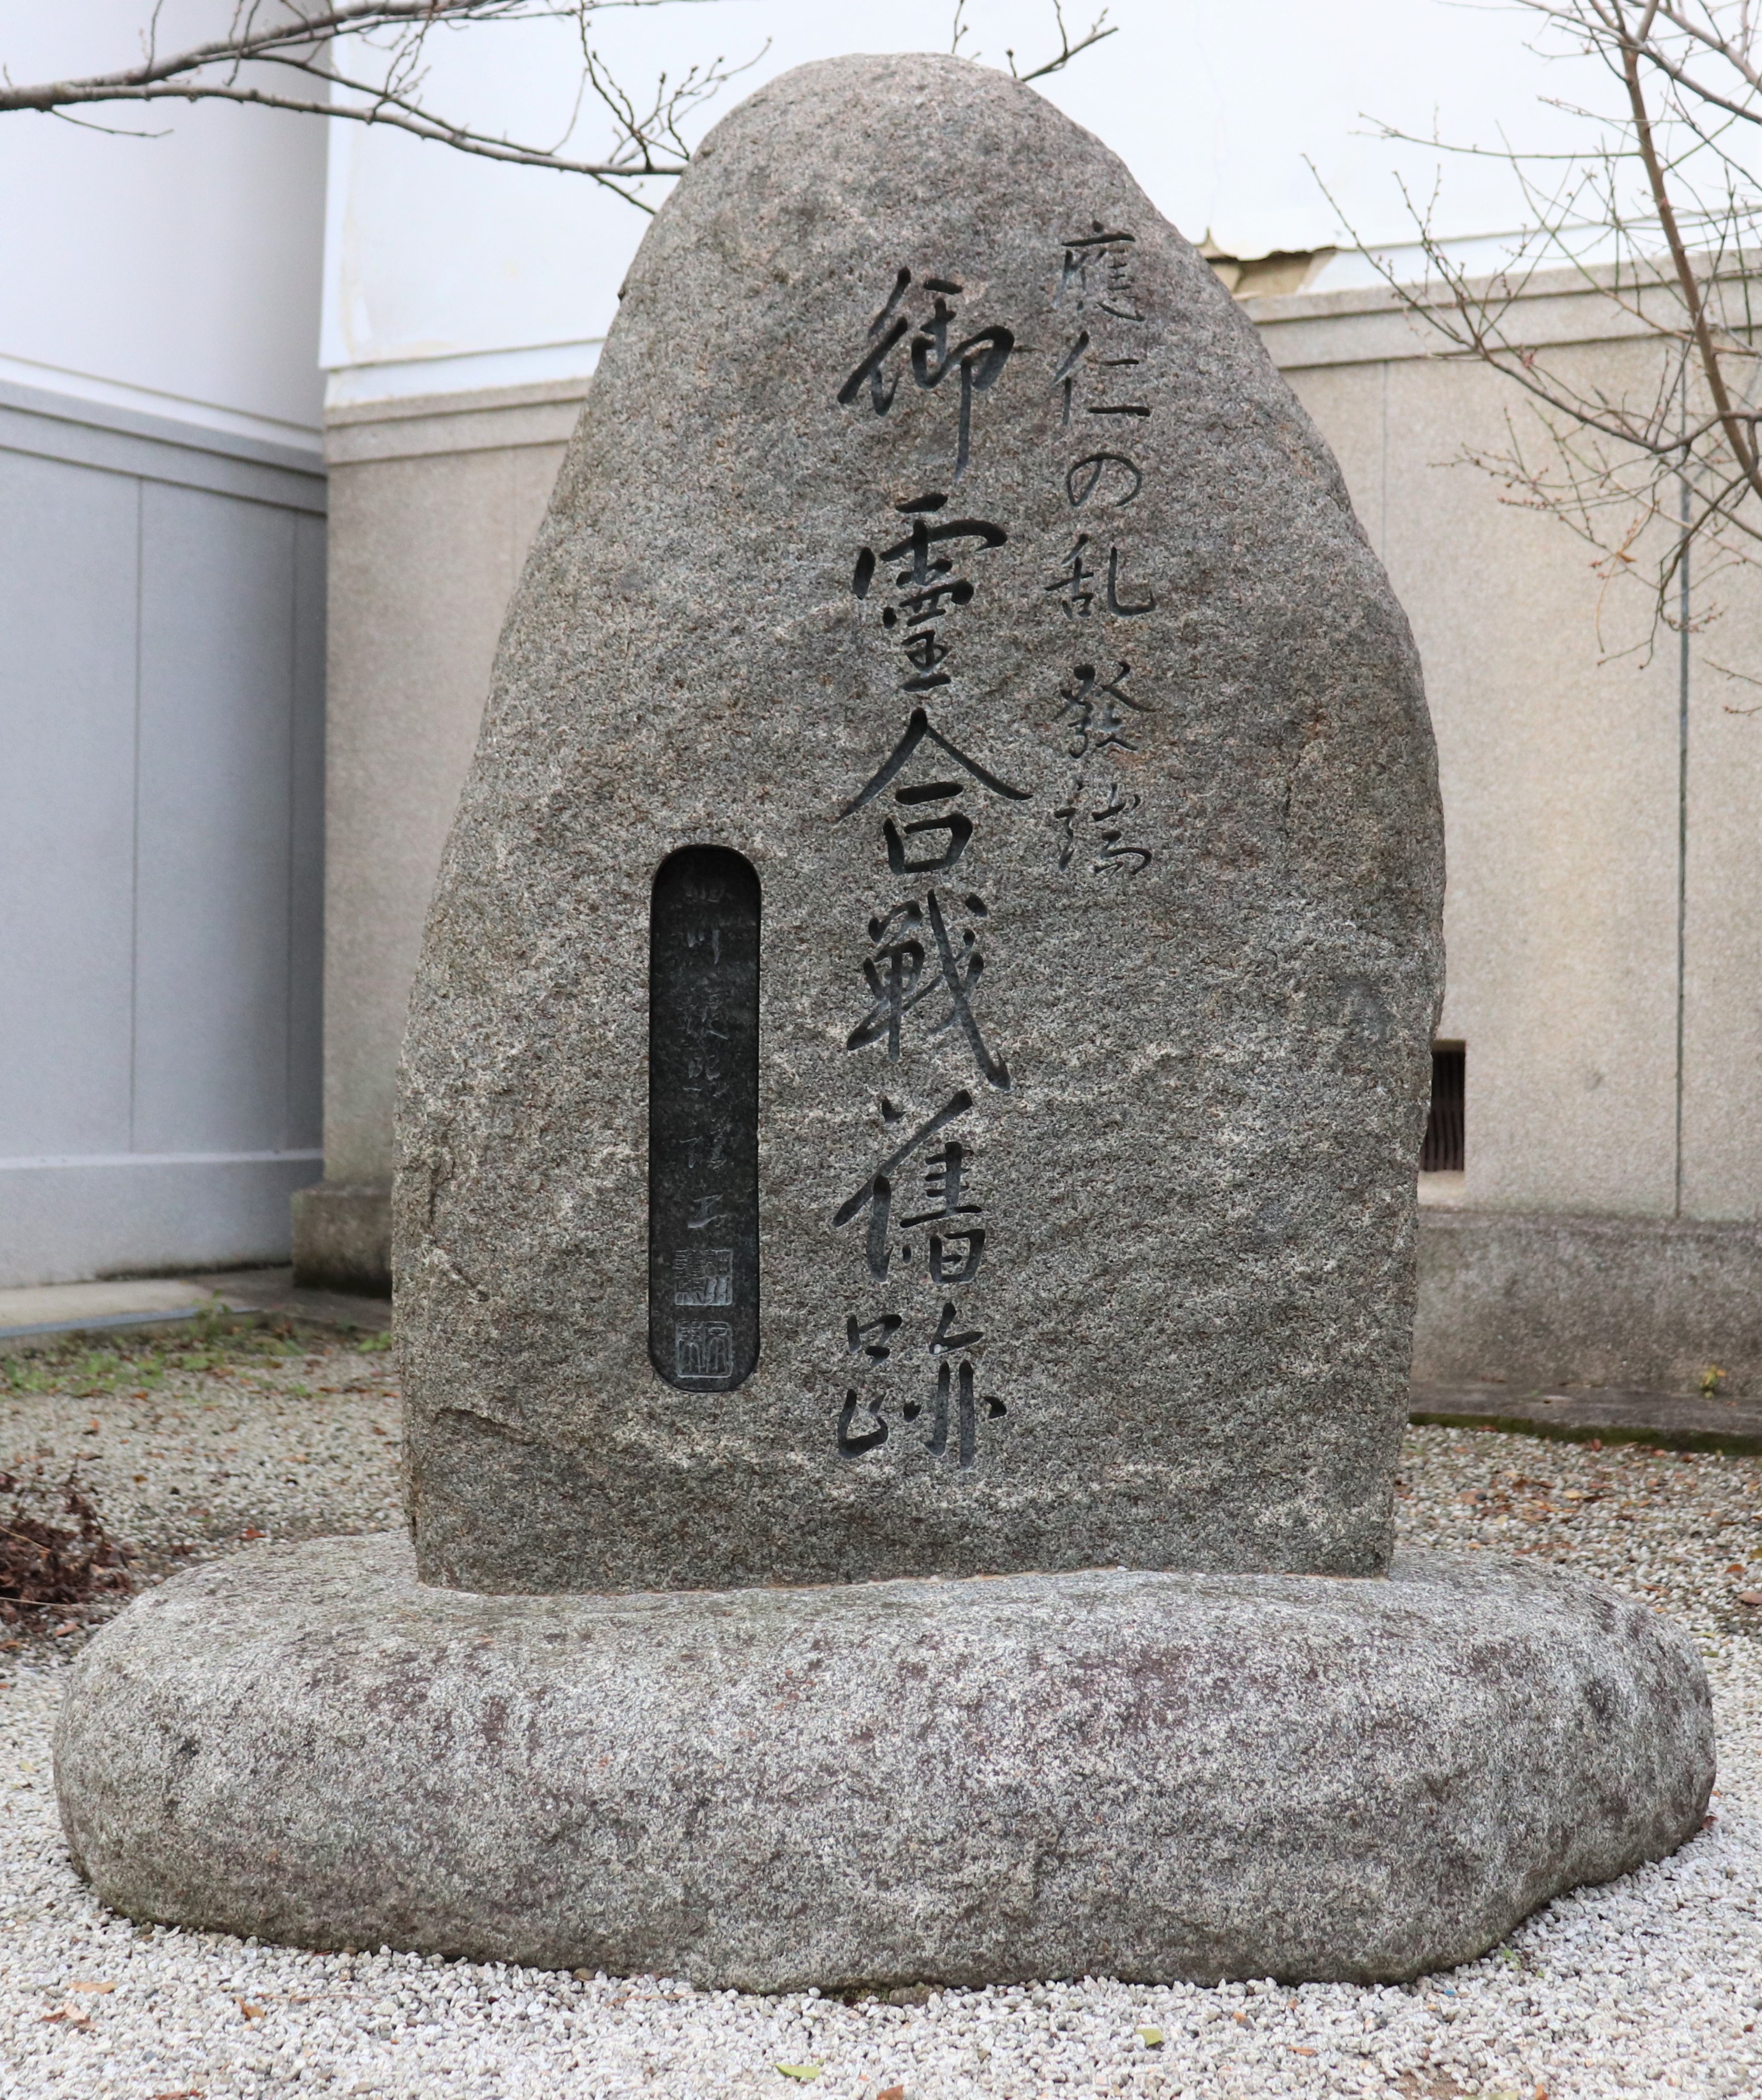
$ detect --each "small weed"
[1,1314,319,1401]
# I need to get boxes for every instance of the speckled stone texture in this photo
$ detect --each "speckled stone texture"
[393,52,1445,1596]
[56,1538,1711,1990]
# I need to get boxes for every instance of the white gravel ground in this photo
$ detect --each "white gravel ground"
[1,1334,1759,2098]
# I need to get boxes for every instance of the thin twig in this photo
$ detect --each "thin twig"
[1007,4,1117,83]
[1308,0,1762,649]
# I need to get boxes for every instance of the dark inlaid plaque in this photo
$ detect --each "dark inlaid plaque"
[648,846,761,1391]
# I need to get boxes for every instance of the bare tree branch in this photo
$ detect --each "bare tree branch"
[1,3,1115,211]
[1615,11,1762,494]
[1335,0,1762,656]
[1007,4,1117,84]
[0,3,738,206]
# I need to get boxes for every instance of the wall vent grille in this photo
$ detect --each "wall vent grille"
[1422,1045,1465,1174]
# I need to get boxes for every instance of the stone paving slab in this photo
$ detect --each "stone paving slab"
[0,1278,230,1352]
[1410,1383,1762,1455]
[184,1266,392,1337]
[0,1269,391,1352]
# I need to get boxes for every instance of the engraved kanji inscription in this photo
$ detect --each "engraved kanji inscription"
[833,1090,975,1280]
[1054,775,1155,876]
[839,708,1031,820]
[1055,224,1145,321]
[1059,660,1153,760]
[648,846,761,1391]
[1045,536,1157,619]
[851,497,1008,693]
[848,890,1009,1089]
[1066,450,1144,509]
[837,267,1017,479]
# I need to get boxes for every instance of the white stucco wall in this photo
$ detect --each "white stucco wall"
[321,0,1602,405]
[0,0,327,449]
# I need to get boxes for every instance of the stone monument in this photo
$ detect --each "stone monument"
[55,53,1713,1990]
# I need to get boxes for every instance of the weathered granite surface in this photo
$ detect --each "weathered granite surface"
[57,1539,1712,1989]
[393,52,1445,1594]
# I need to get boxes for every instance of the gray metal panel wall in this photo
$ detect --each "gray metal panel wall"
[0,381,326,1285]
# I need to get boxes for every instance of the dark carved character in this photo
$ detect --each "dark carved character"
[1044,535,1156,619]
[847,891,1009,1089]
[883,782,973,876]
[836,1389,888,1455]
[1056,223,1145,322]
[1066,450,1144,509]
[837,1361,1004,1465]
[897,1140,986,1285]
[900,1358,1006,1466]
[847,1310,903,1363]
[837,267,1016,480]
[1092,783,1154,875]
[839,706,1031,819]
[1054,775,1155,877]
[1043,533,1097,619]
[841,1300,1006,1468]
[1059,659,1153,760]
[1049,332,1152,426]
[851,494,1008,693]
[1052,783,1082,871]
[1105,546,1157,615]
[832,1090,974,1280]
[839,706,1030,879]
[928,1299,983,1354]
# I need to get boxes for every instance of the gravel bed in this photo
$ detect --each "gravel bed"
[0,1325,402,1567]
[1,1347,1758,2098]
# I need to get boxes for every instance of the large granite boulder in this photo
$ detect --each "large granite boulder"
[394,50,1445,1597]
[57,1538,1713,1989]
[55,54,1709,1996]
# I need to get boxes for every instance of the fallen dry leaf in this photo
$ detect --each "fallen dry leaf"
[237,1998,266,2021]
[1738,1591,1762,1608]
[877,2087,906,2099]
[68,1980,115,1993]
[774,2067,822,2083]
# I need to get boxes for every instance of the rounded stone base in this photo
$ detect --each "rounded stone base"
[54,1537,1713,1990]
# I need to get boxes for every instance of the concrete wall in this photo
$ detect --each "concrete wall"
[0,383,327,1285]
[1259,275,1762,1387]
[317,0,1603,405]
[1266,280,1762,1230]
[292,385,582,1289]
